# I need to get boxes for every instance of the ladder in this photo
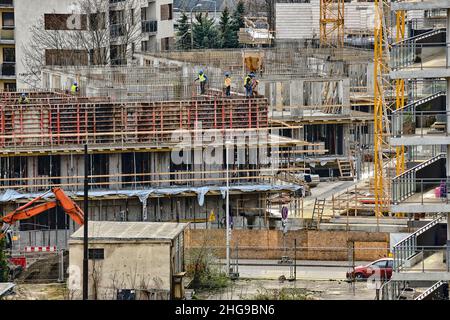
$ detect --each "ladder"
[337,159,354,180]
[308,198,326,230]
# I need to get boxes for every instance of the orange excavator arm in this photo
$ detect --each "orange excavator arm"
[1,187,84,240]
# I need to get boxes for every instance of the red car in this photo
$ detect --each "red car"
[346,258,393,280]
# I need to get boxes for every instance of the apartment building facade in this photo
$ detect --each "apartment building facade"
[0,0,15,91]
[14,0,174,89]
[385,0,450,300]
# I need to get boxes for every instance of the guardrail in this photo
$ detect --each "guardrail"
[393,214,446,272]
[392,177,450,205]
[391,41,448,70]
[391,110,450,138]
[0,29,14,41]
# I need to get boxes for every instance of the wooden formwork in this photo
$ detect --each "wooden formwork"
[0,96,269,149]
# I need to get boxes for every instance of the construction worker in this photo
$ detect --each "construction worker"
[224,72,232,97]
[17,93,29,104]
[251,72,259,97]
[71,81,79,95]
[194,70,208,95]
[244,72,253,98]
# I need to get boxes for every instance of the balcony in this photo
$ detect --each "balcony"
[141,20,157,34]
[391,109,450,146]
[0,62,14,78]
[391,39,450,79]
[0,28,14,43]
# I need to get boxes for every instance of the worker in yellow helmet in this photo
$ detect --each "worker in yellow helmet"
[194,70,208,95]
[224,72,231,97]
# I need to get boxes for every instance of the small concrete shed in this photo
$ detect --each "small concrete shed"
[68,221,188,300]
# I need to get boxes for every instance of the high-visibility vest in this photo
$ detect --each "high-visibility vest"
[198,74,206,82]
[244,76,251,86]
[224,77,231,87]
[71,84,78,93]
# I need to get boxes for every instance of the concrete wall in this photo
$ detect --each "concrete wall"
[275,0,376,40]
[185,229,390,261]
[68,240,171,300]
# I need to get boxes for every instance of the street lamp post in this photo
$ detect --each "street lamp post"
[190,4,202,49]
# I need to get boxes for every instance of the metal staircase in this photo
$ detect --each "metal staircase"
[400,91,446,113]
[393,213,446,272]
[415,281,448,300]
[392,153,446,204]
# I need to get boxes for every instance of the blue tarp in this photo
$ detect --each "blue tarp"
[0,184,302,207]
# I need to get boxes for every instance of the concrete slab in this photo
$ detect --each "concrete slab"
[392,1,450,11]
[391,69,450,79]
[390,135,450,146]
[391,203,450,213]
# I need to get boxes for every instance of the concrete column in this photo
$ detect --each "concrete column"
[447,9,450,67]
[276,82,283,111]
[341,79,351,115]
[109,154,121,189]
[290,80,304,117]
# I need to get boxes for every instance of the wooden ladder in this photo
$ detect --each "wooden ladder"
[337,159,354,180]
[309,198,326,230]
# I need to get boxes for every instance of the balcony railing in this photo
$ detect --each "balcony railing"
[392,154,445,204]
[142,20,157,33]
[0,28,14,41]
[0,62,15,77]
[391,110,449,138]
[391,40,448,71]
[393,214,446,272]
[392,177,450,205]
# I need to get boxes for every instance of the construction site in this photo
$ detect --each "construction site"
[0,0,450,302]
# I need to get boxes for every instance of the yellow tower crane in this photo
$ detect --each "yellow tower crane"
[320,0,345,47]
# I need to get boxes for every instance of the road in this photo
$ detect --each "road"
[218,259,371,280]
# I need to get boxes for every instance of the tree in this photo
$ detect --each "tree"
[192,13,220,49]
[219,7,236,48]
[230,0,246,47]
[176,12,191,50]
[21,0,143,88]
[0,238,8,282]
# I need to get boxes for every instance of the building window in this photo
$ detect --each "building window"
[3,47,14,62]
[4,82,15,92]
[160,4,172,21]
[2,12,14,29]
[160,37,173,51]
[88,248,105,260]
[44,14,87,31]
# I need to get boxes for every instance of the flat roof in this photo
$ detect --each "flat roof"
[70,221,188,242]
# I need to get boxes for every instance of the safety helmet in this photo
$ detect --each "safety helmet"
[21,93,26,97]
[199,70,203,75]
[225,72,230,77]
[74,82,78,86]
[250,72,255,78]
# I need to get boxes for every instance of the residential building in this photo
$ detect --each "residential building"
[383,0,450,300]
[14,0,175,89]
[0,0,15,91]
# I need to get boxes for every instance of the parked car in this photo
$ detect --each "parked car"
[346,258,393,281]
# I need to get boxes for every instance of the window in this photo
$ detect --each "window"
[387,260,393,268]
[373,260,387,268]
[160,4,172,21]
[160,37,173,51]
[89,12,106,31]
[3,47,14,62]
[4,82,15,92]
[2,12,14,29]
[44,14,87,31]
[88,248,104,260]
